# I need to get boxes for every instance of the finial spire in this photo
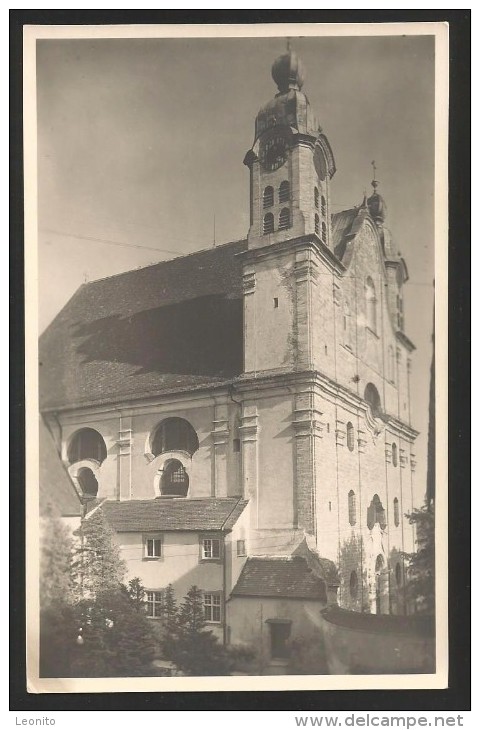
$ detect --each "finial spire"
[371,159,379,191]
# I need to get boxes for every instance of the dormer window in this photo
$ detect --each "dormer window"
[263,212,274,235]
[279,208,290,230]
[279,180,290,203]
[263,186,274,208]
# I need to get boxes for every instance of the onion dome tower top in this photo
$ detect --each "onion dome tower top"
[254,43,319,141]
[367,161,387,224]
[271,46,306,92]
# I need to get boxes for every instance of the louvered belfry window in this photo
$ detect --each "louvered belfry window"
[263,186,274,208]
[278,207,290,230]
[279,180,290,203]
[263,212,274,234]
[315,213,320,235]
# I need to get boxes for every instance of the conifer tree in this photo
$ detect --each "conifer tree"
[404,503,435,614]
[71,509,126,599]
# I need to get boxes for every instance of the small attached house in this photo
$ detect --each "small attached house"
[93,497,250,640]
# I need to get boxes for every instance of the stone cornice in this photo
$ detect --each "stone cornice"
[236,234,345,275]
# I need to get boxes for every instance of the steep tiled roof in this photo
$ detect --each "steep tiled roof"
[39,418,83,517]
[231,556,327,601]
[39,239,247,410]
[100,497,248,533]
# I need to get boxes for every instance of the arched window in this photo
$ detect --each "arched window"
[279,180,290,203]
[151,417,199,457]
[393,497,400,526]
[314,187,319,209]
[278,207,290,230]
[365,277,377,332]
[160,459,189,497]
[392,442,398,467]
[263,186,274,208]
[395,562,402,586]
[348,490,357,526]
[263,212,274,235]
[77,467,98,497]
[349,570,358,599]
[364,382,382,418]
[321,195,326,217]
[367,494,386,530]
[347,422,355,452]
[68,428,107,465]
[314,213,320,235]
[321,221,327,243]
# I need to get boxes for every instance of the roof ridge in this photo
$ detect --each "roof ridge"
[76,237,247,288]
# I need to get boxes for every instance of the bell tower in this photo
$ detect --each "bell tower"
[244,47,336,251]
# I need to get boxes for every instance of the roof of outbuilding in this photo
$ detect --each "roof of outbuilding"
[39,239,247,411]
[231,556,327,601]
[39,418,83,517]
[99,497,248,533]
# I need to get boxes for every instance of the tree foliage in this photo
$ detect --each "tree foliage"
[70,586,156,677]
[160,585,253,676]
[404,503,435,614]
[71,510,126,600]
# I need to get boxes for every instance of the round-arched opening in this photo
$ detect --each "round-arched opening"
[263,212,274,235]
[375,554,384,573]
[160,459,189,497]
[349,570,358,599]
[151,417,199,458]
[279,180,290,203]
[346,422,355,451]
[392,442,398,467]
[364,383,382,418]
[278,207,290,230]
[68,428,107,465]
[348,489,356,526]
[77,467,98,497]
[263,186,274,208]
[393,497,400,526]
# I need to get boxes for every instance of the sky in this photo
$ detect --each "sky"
[36,32,435,503]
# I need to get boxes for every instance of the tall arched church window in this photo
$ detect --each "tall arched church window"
[348,490,357,526]
[279,180,290,203]
[263,186,274,208]
[161,459,189,497]
[365,277,377,332]
[321,222,327,243]
[263,212,274,235]
[314,213,320,235]
[151,418,199,457]
[346,422,355,451]
[364,382,382,418]
[321,195,326,217]
[314,187,319,209]
[392,442,398,467]
[278,207,290,230]
[68,428,107,465]
[393,497,400,526]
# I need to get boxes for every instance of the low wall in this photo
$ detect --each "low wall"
[320,607,435,674]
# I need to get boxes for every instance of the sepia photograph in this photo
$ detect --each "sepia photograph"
[24,22,449,692]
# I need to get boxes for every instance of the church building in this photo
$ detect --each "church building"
[39,48,418,668]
